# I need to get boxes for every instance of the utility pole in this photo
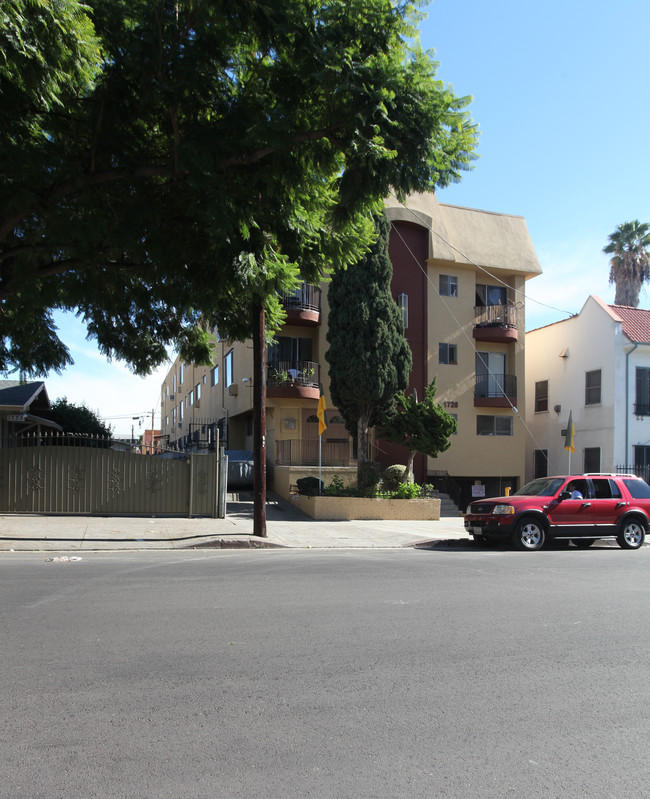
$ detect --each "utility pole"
[252,301,267,537]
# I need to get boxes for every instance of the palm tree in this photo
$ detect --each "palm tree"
[604,220,650,307]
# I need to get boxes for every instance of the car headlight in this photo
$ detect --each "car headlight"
[493,504,515,515]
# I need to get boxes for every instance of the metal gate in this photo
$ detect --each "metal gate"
[0,447,220,517]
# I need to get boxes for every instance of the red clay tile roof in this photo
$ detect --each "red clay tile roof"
[609,304,650,343]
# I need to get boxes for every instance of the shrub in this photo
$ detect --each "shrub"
[324,476,354,497]
[382,464,407,491]
[393,481,422,499]
[296,476,324,496]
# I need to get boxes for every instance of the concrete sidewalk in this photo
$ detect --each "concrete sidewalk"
[0,491,469,552]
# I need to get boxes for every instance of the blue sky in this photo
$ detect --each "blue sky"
[44,0,650,435]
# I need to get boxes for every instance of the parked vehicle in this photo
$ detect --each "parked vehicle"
[464,474,649,551]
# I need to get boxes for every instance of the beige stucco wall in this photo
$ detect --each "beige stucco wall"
[291,494,441,520]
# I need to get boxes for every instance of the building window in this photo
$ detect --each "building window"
[179,363,184,385]
[196,383,201,402]
[268,336,313,365]
[172,374,177,394]
[476,415,513,436]
[179,402,183,421]
[635,367,650,415]
[189,389,194,406]
[476,283,507,307]
[584,447,601,473]
[225,351,234,387]
[585,369,601,405]
[439,274,458,297]
[533,449,548,478]
[439,343,458,365]
[535,380,549,413]
[398,293,408,329]
[211,366,219,387]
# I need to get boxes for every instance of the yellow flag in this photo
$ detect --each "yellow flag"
[317,394,327,436]
[564,411,575,453]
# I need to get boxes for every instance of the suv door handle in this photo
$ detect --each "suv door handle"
[615,502,626,508]
[581,502,591,508]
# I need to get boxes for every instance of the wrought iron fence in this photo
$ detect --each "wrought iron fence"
[267,360,320,389]
[474,373,517,399]
[616,464,650,482]
[16,431,114,448]
[473,303,518,328]
[280,283,321,313]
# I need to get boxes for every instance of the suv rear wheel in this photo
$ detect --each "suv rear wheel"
[513,518,546,551]
[617,518,646,550]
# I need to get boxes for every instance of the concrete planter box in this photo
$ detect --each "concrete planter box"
[291,494,441,521]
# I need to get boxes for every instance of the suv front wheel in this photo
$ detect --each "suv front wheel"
[513,517,546,551]
[617,518,646,550]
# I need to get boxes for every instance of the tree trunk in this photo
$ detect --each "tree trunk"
[403,450,415,483]
[356,411,370,488]
[252,301,267,537]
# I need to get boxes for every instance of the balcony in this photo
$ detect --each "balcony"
[267,360,320,400]
[276,438,354,466]
[280,283,321,326]
[473,304,518,343]
[474,374,517,408]
[634,403,650,418]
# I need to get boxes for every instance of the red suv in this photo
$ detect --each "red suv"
[464,474,649,551]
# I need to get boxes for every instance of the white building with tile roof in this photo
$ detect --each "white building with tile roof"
[525,295,650,480]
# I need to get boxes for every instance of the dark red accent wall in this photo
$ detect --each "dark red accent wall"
[378,220,429,482]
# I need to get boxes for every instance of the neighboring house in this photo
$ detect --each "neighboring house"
[0,380,62,447]
[159,193,542,507]
[525,295,650,481]
[141,428,161,455]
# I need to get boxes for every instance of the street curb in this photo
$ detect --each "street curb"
[183,537,286,550]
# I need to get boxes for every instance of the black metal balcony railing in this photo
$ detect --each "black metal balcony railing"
[280,283,321,313]
[474,303,517,328]
[267,360,320,389]
[276,438,353,466]
[634,403,650,417]
[475,373,517,399]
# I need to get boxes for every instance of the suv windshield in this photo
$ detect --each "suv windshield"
[513,478,564,497]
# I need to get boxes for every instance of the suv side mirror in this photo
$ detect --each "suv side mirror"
[558,490,571,501]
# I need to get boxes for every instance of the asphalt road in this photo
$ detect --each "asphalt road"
[2,547,649,799]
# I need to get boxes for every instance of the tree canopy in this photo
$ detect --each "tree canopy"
[326,212,412,484]
[46,397,112,437]
[378,379,457,481]
[604,220,650,307]
[0,0,478,377]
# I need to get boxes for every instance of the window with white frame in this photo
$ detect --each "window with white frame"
[225,350,234,387]
[585,369,601,405]
[211,365,219,387]
[535,380,549,413]
[584,447,601,473]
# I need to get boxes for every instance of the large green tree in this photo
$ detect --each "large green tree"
[326,212,412,486]
[1,0,477,378]
[378,379,457,482]
[46,397,112,437]
[604,220,650,307]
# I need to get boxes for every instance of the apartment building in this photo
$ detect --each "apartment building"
[525,295,650,481]
[159,192,542,507]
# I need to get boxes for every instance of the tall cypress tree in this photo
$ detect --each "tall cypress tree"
[326,213,412,487]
